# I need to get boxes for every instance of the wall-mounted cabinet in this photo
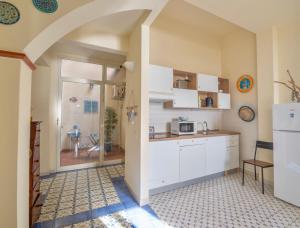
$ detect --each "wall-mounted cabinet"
[197,73,218,92]
[198,91,218,109]
[148,64,231,109]
[218,78,229,93]
[149,64,174,101]
[173,70,197,90]
[164,88,198,109]
[218,93,231,109]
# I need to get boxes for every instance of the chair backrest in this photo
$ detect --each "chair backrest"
[254,140,273,160]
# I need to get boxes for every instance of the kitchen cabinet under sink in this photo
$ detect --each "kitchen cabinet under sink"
[149,134,239,190]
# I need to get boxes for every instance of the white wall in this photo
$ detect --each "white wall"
[60,82,100,150]
[149,103,222,132]
[221,29,258,168]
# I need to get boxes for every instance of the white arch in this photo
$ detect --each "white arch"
[24,0,159,62]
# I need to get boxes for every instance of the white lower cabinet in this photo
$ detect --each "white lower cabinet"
[179,140,207,181]
[149,140,180,189]
[206,136,226,175]
[149,135,239,190]
[224,135,240,170]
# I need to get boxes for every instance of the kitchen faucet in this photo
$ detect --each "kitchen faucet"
[200,121,208,134]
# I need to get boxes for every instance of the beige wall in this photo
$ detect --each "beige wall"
[150,15,222,75]
[256,24,300,182]
[256,29,277,182]
[221,29,258,169]
[17,62,32,228]
[0,0,93,53]
[124,13,151,205]
[32,66,51,173]
[0,58,31,228]
[64,29,129,54]
[276,22,300,103]
[124,20,143,203]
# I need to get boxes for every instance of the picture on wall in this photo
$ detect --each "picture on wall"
[236,75,254,93]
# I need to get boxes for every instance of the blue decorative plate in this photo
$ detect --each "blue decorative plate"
[32,0,58,13]
[0,1,20,25]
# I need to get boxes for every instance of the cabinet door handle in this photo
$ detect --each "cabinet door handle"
[34,159,39,163]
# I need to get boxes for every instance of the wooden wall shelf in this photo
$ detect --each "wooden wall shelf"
[198,91,218,108]
[173,69,197,90]
[218,78,229,93]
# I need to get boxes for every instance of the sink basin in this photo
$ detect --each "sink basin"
[198,130,220,135]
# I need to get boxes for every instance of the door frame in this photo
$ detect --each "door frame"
[56,57,124,172]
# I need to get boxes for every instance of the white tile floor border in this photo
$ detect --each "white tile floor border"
[150,172,300,228]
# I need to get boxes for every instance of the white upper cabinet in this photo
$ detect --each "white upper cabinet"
[149,64,174,101]
[218,93,231,109]
[197,73,219,92]
[172,88,198,108]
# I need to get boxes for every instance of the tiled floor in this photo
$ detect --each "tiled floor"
[35,164,163,228]
[150,172,300,228]
[36,165,300,228]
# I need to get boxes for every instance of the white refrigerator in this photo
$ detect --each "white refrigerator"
[273,103,300,207]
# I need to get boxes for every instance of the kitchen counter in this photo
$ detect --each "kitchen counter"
[149,130,240,142]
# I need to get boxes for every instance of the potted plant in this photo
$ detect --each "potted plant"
[104,107,118,152]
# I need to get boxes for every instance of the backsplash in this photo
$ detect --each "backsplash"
[149,102,223,133]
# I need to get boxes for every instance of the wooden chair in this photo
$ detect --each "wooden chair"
[242,141,273,194]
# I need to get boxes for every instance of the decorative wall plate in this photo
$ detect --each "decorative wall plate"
[0,1,20,25]
[238,106,255,122]
[237,74,254,93]
[32,0,58,13]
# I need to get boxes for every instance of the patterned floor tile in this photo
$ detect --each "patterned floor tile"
[36,164,124,223]
[150,172,300,228]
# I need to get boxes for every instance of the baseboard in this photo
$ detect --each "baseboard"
[149,169,239,195]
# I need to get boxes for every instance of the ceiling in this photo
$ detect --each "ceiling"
[185,0,300,33]
[157,0,244,37]
[75,10,147,35]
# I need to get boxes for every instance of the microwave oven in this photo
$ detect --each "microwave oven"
[171,120,197,135]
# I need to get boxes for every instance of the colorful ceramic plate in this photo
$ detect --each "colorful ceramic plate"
[0,1,20,25]
[32,0,58,13]
[236,74,254,93]
[239,106,255,122]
